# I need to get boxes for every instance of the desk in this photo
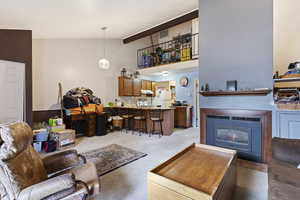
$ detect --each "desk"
[64,113,96,137]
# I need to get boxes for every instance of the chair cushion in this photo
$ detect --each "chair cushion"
[0,181,9,200]
[17,174,75,200]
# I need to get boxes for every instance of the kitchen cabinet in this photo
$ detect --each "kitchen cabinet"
[277,111,300,139]
[142,80,152,90]
[152,81,157,97]
[119,77,156,97]
[174,106,193,128]
[118,77,133,96]
[133,79,142,96]
[147,80,152,90]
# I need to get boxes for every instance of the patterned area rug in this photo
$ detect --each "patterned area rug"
[82,144,147,176]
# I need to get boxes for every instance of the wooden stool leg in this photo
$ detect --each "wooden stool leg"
[144,120,147,135]
[159,121,163,138]
[132,120,135,135]
[150,121,154,137]
[139,120,142,136]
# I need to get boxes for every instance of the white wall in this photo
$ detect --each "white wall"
[33,38,149,111]
[274,0,300,74]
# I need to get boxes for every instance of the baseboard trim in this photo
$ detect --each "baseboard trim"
[237,159,268,173]
[33,110,61,123]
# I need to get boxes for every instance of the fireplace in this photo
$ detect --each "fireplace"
[206,116,262,162]
[200,108,272,163]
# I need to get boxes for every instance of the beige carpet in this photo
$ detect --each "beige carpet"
[72,128,267,200]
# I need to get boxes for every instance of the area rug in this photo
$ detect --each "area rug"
[82,144,147,176]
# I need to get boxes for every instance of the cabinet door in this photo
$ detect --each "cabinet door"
[152,81,157,97]
[142,80,147,90]
[278,112,300,139]
[119,77,133,96]
[133,79,141,96]
[147,80,152,90]
[175,107,187,128]
[118,77,125,96]
[124,78,133,96]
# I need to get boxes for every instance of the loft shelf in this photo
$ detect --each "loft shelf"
[137,33,199,69]
[137,59,198,75]
[200,89,272,96]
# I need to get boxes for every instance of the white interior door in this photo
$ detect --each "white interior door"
[0,60,25,124]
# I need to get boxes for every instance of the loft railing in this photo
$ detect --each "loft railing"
[137,33,199,69]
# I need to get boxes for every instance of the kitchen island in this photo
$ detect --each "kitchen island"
[106,107,175,136]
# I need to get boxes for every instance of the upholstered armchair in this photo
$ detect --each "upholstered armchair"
[268,137,300,200]
[0,122,100,200]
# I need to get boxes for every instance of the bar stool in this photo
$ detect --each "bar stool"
[149,109,163,138]
[119,109,134,134]
[132,110,147,136]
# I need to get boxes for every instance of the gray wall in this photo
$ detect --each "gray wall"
[198,0,273,110]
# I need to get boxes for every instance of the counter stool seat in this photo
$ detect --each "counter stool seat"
[134,116,146,120]
[122,114,133,119]
[150,117,161,121]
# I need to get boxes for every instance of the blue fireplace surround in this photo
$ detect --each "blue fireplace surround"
[206,115,262,162]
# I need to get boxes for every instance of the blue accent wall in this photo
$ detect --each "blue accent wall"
[154,70,199,105]
[198,0,275,135]
[198,0,273,110]
[154,70,199,126]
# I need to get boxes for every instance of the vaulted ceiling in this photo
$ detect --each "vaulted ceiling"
[0,0,198,39]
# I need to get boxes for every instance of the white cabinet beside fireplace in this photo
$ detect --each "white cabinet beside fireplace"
[277,111,300,139]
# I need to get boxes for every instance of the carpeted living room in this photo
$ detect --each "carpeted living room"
[1,0,300,200]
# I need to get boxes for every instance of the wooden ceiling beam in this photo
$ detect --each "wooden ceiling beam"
[123,10,198,44]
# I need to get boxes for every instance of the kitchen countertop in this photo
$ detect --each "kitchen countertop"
[174,105,193,108]
[107,106,175,110]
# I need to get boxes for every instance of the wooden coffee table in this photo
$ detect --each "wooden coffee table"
[148,143,237,200]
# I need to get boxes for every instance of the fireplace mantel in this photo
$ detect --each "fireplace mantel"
[200,108,272,163]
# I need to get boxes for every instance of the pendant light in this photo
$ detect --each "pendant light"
[98,27,110,70]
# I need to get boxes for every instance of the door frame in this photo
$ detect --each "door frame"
[0,30,32,125]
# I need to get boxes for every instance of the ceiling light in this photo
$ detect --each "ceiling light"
[162,71,169,77]
[98,27,110,70]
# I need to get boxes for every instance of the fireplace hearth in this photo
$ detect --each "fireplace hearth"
[200,108,272,163]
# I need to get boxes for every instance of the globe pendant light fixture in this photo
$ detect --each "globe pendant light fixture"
[98,27,110,70]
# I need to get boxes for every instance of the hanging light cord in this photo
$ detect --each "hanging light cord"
[102,27,107,58]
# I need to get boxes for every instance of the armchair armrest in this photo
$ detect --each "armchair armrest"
[17,174,77,200]
[272,137,300,164]
[43,150,86,175]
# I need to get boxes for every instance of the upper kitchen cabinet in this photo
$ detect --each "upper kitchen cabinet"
[118,77,133,96]
[152,81,157,97]
[133,79,142,96]
[142,80,152,90]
